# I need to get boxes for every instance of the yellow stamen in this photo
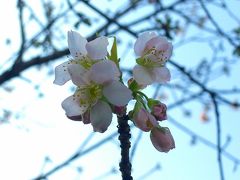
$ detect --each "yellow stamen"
[75,83,102,106]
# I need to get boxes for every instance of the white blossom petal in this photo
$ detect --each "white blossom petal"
[146,36,172,60]
[68,31,87,59]
[53,61,71,85]
[90,60,119,84]
[86,36,108,60]
[133,65,154,86]
[163,43,173,60]
[146,36,168,50]
[111,61,121,80]
[153,67,171,83]
[90,100,112,133]
[134,32,157,56]
[68,64,90,86]
[61,95,88,117]
[103,81,132,106]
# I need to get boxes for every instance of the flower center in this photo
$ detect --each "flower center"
[137,47,167,67]
[75,84,102,106]
[79,56,99,69]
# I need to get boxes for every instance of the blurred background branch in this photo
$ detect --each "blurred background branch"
[0,0,239,179]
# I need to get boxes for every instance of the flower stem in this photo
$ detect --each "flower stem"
[117,114,133,180]
[136,90,149,101]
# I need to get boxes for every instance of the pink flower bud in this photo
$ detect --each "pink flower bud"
[150,127,175,152]
[133,108,158,132]
[151,102,167,121]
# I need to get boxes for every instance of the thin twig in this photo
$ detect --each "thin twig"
[33,130,123,180]
[199,0,237,47]
[16,0,26,65]
[137,163,161,180]
[168,60,240,107]
[211,93,225,180]
[168,116,240,166]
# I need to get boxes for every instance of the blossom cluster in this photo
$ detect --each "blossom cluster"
[130,32,175,152]
[54,31,175,152]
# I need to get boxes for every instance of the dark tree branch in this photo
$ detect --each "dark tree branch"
[0,0,140,86]
[117,115,133,180]
[81,0,137,37]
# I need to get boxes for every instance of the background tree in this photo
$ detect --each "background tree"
[0,0,239,179]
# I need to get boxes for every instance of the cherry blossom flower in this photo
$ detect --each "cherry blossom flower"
[133,31,172,86]
[133,108,158,132]
[53,30,109,85]
[151,102,167,121]
[150,126,175,152]
[61,60,133,133]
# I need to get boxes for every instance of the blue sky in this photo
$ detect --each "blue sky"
[0,0,240,180]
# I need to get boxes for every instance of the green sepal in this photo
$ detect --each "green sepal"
[129,79,141,92]
[128,110,134,120]
[130,100,143,120]
[147,98,160,109]
[134,99,143,113]
[135,94,148,110]
[108,37,119,66]
[136,57,144,65]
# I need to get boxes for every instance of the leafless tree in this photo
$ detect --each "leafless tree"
[0,0,240,179]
